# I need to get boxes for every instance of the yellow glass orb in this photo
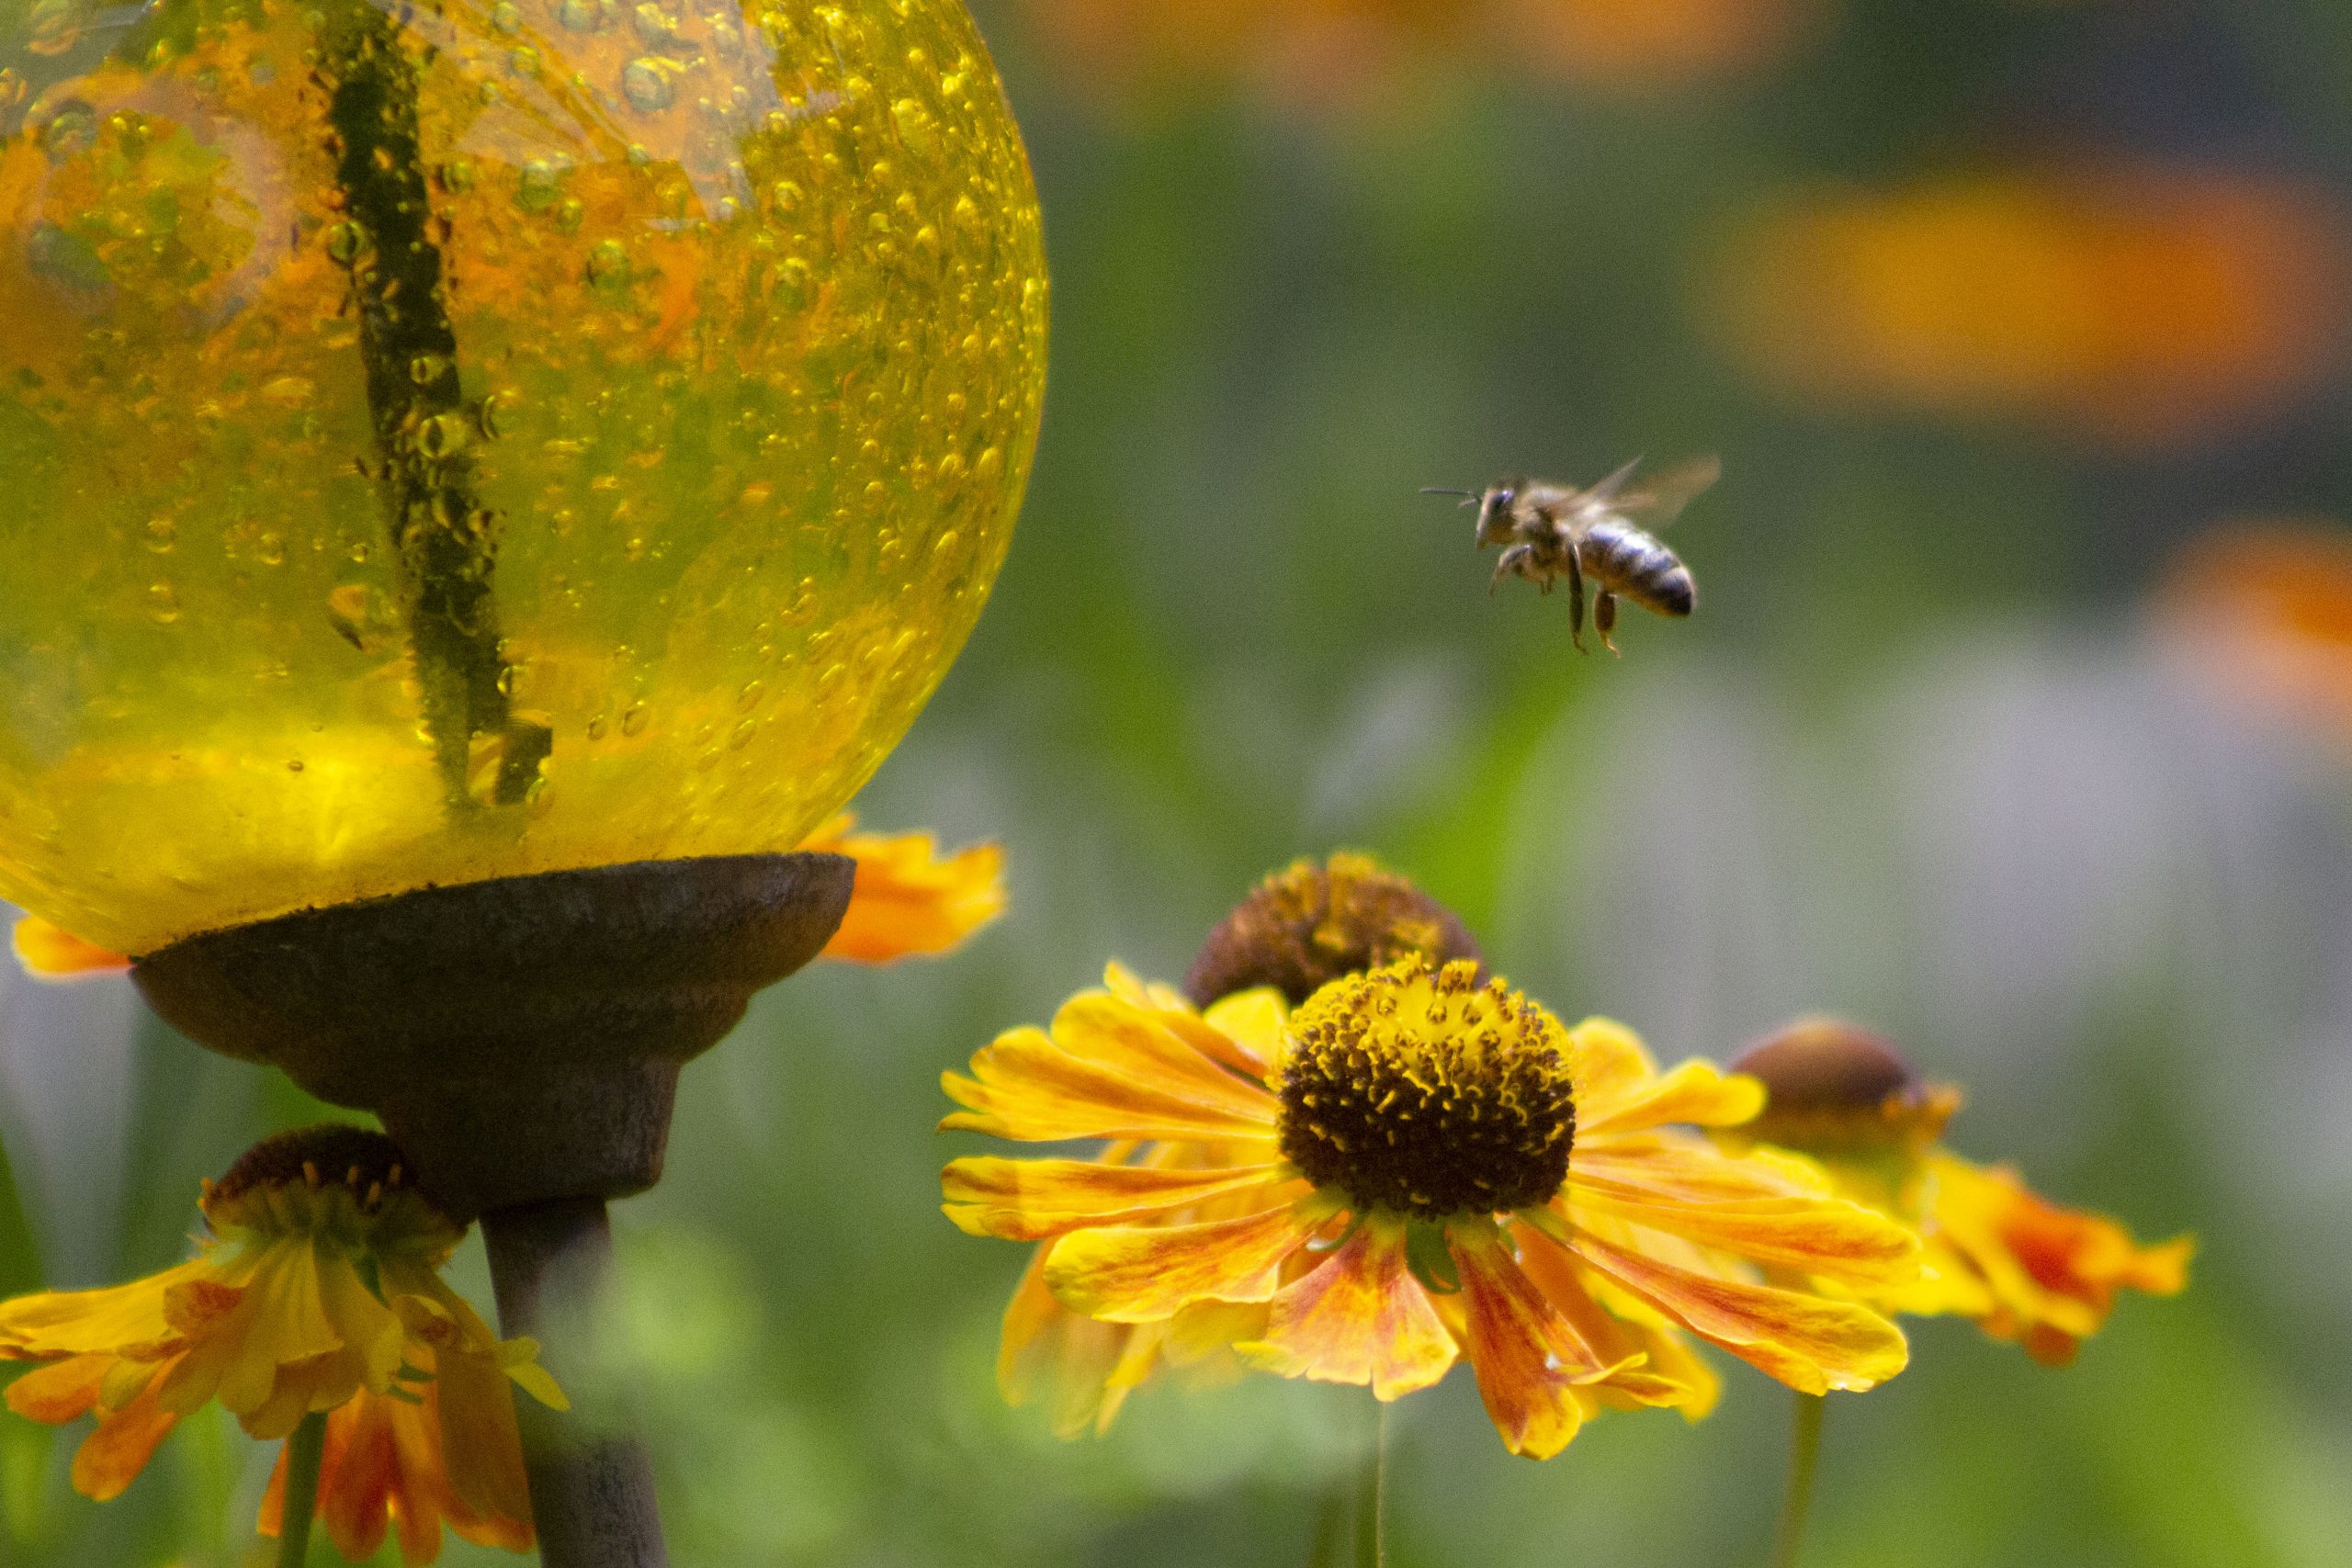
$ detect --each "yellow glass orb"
[0,0,1046,953]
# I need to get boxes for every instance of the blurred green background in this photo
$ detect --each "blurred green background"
[6,0,2352,1563]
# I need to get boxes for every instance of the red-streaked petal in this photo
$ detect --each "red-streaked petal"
[944,1157,1294,1240]
[1927,1151,2192,1364]
[1579,1060,1765,1135]
[1449,1227,1629,1459]
[1510,1229,1720,1418]
[1103,964,1282,1080]
[1236,1218,1456,1400]
[1570,1231,1909,1394]
[5,1353,113,1423]
[1573,1134,1837,1203]
[1567,1184,1917,1289]
[940,1026,1279,1144]
[1045,1202,1317,1323]
[70,1382,180,1501]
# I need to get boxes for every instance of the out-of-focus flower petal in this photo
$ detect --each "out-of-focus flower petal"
[1926,1152,2192,1366]
[799,815,1005,964]
[12,916,130,979]
[1235,1217,1457,1400]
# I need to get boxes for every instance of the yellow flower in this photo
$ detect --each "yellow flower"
[13,809,1002,977]
[0,1126,565,1562]
[1729,1019,2192,1365]
[943,956,1917,1458]
[998,852,1483,1438]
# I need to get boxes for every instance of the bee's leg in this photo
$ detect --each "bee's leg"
[1489,545,1528,594]
[1564,545,1588,652]
[1595,591,1620,656]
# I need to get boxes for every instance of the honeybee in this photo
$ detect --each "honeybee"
[1426,455,1718,653]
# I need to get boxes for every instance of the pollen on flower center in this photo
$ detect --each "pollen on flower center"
[1277,956,1575,1219]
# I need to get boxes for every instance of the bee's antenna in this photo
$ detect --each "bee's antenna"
[1420,487,1479,507]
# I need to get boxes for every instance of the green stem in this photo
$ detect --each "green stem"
[1305,1470,1351,1568]
[275,1410,328,1568]
[1353,1398,1388,1568]
[1770,1392,1826,1568]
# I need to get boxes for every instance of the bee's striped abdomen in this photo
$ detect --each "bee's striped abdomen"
[1579,519,1695,616]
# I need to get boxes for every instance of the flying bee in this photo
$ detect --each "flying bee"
[1425,455,1719,653]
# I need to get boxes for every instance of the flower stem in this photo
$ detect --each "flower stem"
[1770,1392,1826,1568]
[276,1410,328,1568]
[1354,1398,1388,1568]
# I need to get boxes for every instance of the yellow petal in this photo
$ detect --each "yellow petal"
[940,1024,1280,1144]
[1048,992,1285,1117]
[1570,1230,1910,1394]
[1235,1217,1457,1401]
[0,1258,211,1356]
[1558,1017,1662,1127]
[943,1156,1294,1240]
[12,916,130,979]
[1044,1202,1316,1323]
[1580,1060,1766,1136]
[1569,1180,1918,1289]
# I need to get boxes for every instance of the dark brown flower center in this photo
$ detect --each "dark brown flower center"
[1184,852,1482,1008]
[202,1123,451,1238]
[1730,1018,1956,1157]
[1278,956,1574,1219]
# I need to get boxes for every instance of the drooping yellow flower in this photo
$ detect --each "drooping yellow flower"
[943,956,1917,1458]
[13,810,1002,978]
[0,1126,564,1562]
[1729,1019,2192,1365]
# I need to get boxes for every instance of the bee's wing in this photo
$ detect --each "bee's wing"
[1577,457,1646,507]
[1610,455,1720,530]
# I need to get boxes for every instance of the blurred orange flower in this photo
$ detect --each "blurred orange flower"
[2156,518,2352,737]
[1012,0,1805,116]
[1496,0,1807,85]
[13,811,1001,978]
[1729,1019,2191,1365]
[1707,169,2351,444]
[944,957,1915,1457]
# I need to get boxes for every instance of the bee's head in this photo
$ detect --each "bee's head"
[1474,484,1518,548]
